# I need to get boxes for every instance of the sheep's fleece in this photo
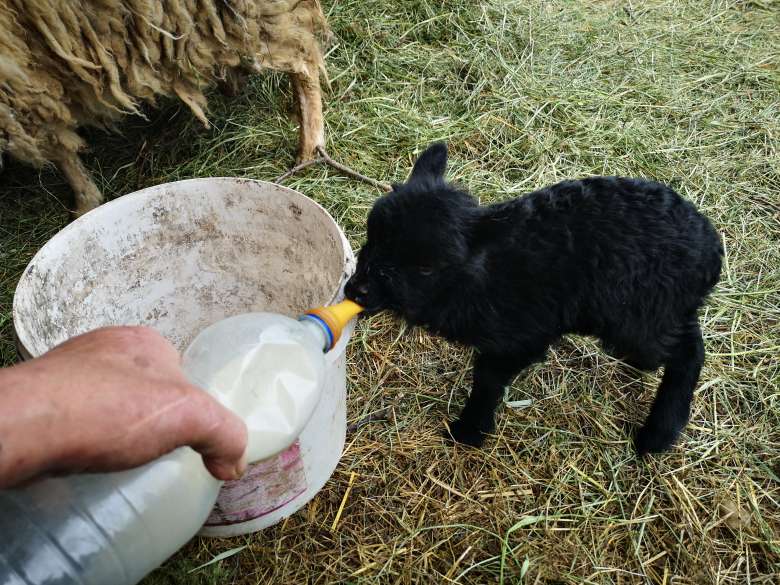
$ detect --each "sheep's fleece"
[0,0,327,212]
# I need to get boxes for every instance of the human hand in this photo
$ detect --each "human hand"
[0,326,247,489]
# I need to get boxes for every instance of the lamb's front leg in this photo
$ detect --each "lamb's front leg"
[448,349,546,447]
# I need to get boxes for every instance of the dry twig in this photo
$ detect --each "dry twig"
[274,146,392,192]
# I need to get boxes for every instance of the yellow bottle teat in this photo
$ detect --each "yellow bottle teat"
[301,299,363,351]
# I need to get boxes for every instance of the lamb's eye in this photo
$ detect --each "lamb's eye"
[418,266,434,276]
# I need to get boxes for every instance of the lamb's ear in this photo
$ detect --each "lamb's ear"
[409,142,447,182]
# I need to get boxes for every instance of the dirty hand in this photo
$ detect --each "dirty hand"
[0,326,247,489]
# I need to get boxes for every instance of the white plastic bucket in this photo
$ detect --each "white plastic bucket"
[13,178,355,537]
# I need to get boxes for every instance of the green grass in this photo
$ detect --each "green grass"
[1,0,779,582]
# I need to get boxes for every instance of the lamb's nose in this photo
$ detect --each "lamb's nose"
[345,280,368,301]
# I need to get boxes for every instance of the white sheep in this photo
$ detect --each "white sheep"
[0,0,328,215]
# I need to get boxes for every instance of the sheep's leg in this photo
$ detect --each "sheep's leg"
[218,67,249,98]
[56,154,102,216]
[290,71,324,163]
[278,70,390,191]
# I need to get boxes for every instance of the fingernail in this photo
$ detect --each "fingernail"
[232,453,248,480]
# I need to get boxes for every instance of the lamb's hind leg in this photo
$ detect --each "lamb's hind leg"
[634,319,704,455]
[56,154,102,217]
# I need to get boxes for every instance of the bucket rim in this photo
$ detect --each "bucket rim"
[13,177,356,360]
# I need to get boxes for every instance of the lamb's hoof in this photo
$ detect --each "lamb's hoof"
[444,419,485,447]
[634,423,680,456]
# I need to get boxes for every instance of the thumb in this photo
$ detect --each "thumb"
[204,448,248,483]
[186,390,249,481]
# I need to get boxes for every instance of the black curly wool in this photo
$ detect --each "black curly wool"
[346,143,723,455]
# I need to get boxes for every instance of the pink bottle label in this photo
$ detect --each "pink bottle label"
[204,441,307,526]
